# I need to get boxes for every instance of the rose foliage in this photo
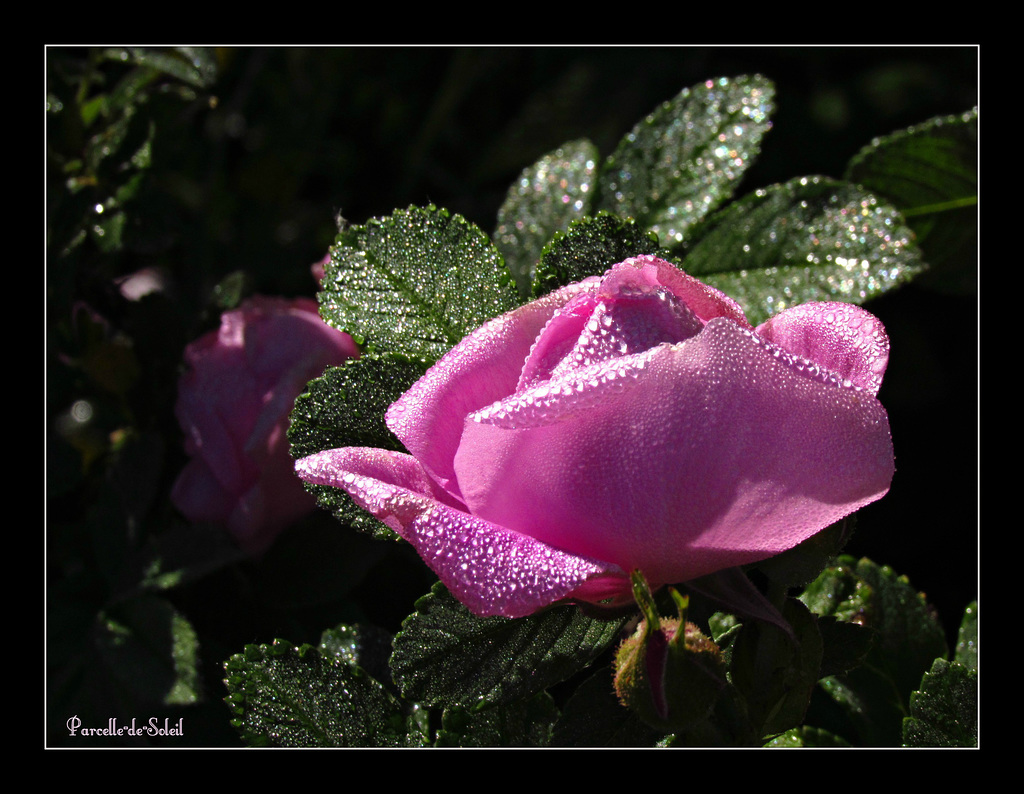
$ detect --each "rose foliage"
[296,255,893,617]
[173,296,359,555]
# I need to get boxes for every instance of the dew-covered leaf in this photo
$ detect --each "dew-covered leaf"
[683,176,925,325]
[799,557,874,624]
[765,725,852,747]
[843,557,948,701]
[812,671,906,747]
[391,582,628,709]
[814,616,875,679]
[902,659,977,747]
[320,205,520,360]
[223,640,416,747]
[845,109,977,293]
[289,354,427,458]
[435,693,559,747]
[531,212,661,297]
[104,68,160,117]
[796,557,877,678]
[318,623,396,691]
[598,74,774,249]
[85,101,153,176]
[954,601,978,671]
[288,354,428,540]
[494,139,600,296]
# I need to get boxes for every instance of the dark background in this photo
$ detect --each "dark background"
[47,46,979,745]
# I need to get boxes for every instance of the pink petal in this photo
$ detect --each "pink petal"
[295,447,465,535]
[607,256,751,327]
[170,455,238,523]
[454,317,893,585]
[516,293,599,389]
[228,444,321,555]
[756,302,890,395]
[242,297,360,385]
[295,448,626,617]
[537,278,704,386]
[175,357,262,495]
[467,348,658,430]
[385,257,743,499]
[385,280,600,500]
[515,256,717,392]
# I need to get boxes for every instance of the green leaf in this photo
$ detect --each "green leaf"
[845,109,977,293]
[844,557,948,701]
[391,582,628,709]
[89,209,127,252]
[955,601,978,671]
[288,354,428,540]
[493,139,600,296]
[223,640,415,747]
[113,169,149,204]
[552,667,666,747]
[708,611,743,654]
[211,270,249,310]
[102,47,218,89]
[318,623,396,692]
[684,176,926,325]
[104,65,160,115]
[94,595,202,707]
[765,725,852,747]
[435,692,559,747]
[79,93,107,128]
[815,616,875,679]
[798,558,873,624]
[289,354,427,457]
[531,212,661,297]
[598,74,774,249]
[902,659,978,747]
[174,47,219,88]
[85,101,151,176]
[728,596,823,739]
[803,557,948,694]
[811,671,905,747]
[320,205,520,360]
[801,557,949,746]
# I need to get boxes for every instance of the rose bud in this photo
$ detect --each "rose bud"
[614,582,726,731]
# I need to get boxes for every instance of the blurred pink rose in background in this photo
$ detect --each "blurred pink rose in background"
[297,256,894,617]
[172,296,358,555]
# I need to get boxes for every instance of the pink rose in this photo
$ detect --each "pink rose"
[172,296,359,555]
[296,256,893,617]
